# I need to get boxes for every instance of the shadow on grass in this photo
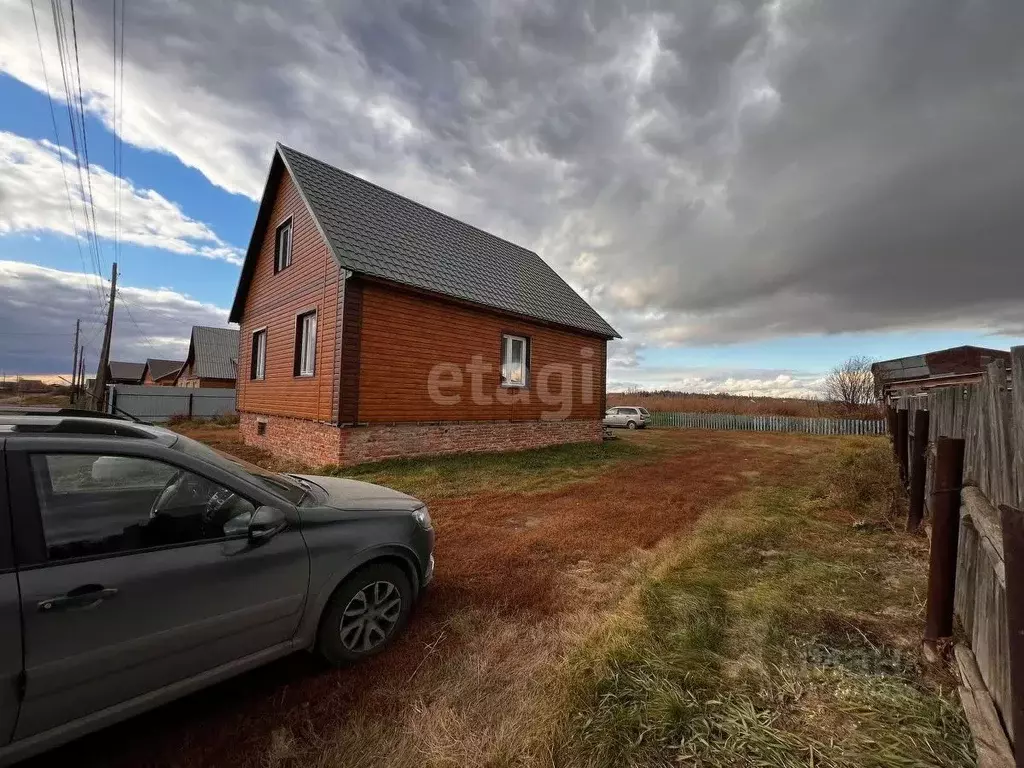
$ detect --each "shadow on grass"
[320,437,655,499]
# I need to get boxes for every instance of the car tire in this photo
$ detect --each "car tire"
[627,420,637,429]
[316,563,413,666]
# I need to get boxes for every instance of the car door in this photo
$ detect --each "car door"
[5,437,309,740]
[616,408,632,426]
[0,440,24,748]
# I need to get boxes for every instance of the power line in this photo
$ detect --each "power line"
[30,0,100,307]
[117,289,157,352]
[69,0,105,278]
[48,0,106,303]
[111,0,125,270]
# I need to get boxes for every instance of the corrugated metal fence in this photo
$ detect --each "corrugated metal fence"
[650,411,885,435]
[106,385,236,422]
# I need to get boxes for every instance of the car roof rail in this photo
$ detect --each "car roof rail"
[0,406,129,421]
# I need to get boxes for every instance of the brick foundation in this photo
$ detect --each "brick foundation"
[240,413,343,467]
[239,412,603,467]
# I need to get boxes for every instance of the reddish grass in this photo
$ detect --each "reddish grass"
[608,391,882,419]
[30,429,823,768]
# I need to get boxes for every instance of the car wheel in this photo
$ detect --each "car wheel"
[627,420,637,429]
[316,563,412,666]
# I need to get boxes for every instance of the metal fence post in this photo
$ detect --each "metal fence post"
[907,409,931,532]
[187,392,194,419]
[999,503,1024,766]
[924,437,965,642]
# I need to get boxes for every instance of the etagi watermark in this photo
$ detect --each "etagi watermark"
[426,347,596,420]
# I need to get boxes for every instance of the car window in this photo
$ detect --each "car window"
[168,434,307,505]
[639,408,651,416]
[30,454,257,562]
[619,408,636,415]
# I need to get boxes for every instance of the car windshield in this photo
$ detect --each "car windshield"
[639,408,651,415]
[168,432,307,505]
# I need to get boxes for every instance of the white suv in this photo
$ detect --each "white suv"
[603,406,650,429]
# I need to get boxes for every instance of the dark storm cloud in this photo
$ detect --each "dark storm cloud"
[0,262,229,374]
[2,0,1022,360]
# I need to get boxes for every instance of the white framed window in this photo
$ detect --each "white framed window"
[251,329,267,380]
[274,219,292,273]
[296,310,317,377]
[501,334,528,387]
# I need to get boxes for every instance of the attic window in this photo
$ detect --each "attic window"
[274,219,292,273]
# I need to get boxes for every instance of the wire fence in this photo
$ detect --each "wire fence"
[649,411,886,435]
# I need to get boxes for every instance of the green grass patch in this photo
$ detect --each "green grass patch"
[558,438,974,768]
[319,437,654,499]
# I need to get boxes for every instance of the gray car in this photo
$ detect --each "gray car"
[603,406,650,429]
[0,412,434,765]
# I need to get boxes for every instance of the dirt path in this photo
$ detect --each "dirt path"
[35,430,821,768]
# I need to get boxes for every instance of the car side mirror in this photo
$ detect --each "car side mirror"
[249,505,287,543]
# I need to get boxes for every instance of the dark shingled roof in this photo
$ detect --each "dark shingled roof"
[229,144,618,338]
[144,359,184,382]
[187,326,239,380]
[108,361,145,383]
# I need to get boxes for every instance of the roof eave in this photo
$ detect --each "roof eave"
[356,272,619,340]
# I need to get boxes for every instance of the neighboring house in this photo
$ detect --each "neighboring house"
[175,326,240,388]
[229,143,619,466]
[873,345,1011,400]
[141,358,184,386]
[108,361,145,385]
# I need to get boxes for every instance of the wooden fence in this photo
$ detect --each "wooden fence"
[895,347,1023,755]
[650,411,885,435]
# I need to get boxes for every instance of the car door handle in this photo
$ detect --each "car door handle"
[38,585,119,613]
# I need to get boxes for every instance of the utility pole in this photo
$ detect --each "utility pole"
[90,262,118,412]
[78,350,85,405]
[71,319,80,404]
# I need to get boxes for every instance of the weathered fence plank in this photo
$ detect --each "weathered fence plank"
[958,487,1012,744]
[1012,348,1024,510]
[999,503,1024,763]
[947,348,1022,752]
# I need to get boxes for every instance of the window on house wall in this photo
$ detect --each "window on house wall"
[295,310,317,376]
[501,334,529,387]
[274,219,292,273]
[251,329,266,380]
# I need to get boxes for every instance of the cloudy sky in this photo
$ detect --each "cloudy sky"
[1,0,1021,396]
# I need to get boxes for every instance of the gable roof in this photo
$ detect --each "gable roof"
[108,361,145,382]
[185,326,239,380]
[144,358,184,381]
[229,143,619,338]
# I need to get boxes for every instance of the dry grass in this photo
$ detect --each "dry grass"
[40,430,970,768]
[0,392,71,406]
[608,391,883,419]
[558,439,972,768]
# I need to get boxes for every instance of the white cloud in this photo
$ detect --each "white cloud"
[0,132,242,264]
[0,260,230,374]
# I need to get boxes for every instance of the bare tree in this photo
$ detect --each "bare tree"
[822,356,876,410]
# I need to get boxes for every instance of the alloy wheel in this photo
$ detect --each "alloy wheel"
[339,580,403,653]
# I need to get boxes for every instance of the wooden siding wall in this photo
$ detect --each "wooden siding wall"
[355,281,607,423]
[236,171,341,422]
